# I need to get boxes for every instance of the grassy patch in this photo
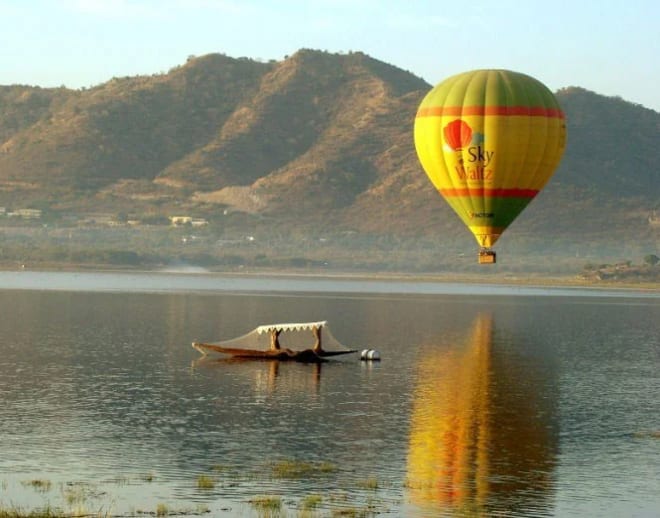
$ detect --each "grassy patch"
[249,495,282,513]
[20,479,52,493]
[196,475,215,489]
[61,482,105,507]
[330,508,375,517]
[318,461,337,473]
[300,494,322,510]
[271,459,337,479]
[271,460,314,479]
[0,506,64,518]
[106,474,132,485]
[633,430,660,439]
[356,477,378,490]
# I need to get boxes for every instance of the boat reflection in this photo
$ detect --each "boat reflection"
[406,313,558,516]
[192,356,323,395]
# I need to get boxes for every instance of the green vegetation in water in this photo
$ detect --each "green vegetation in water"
[271,459,337,479]
[136,503,209,517]
[249,495,282,513]
[330,508,377,517]
[356,477,379,490]
[103,473,156,485]
[633,430,660,439]
[0,507,67,518]
[5,463,386,517]
[300,494,323,510]
[105,474,132,485]
[196,475,215,489]
[20,480,52,493]
[61,481,107,507]
[317,461,337,473]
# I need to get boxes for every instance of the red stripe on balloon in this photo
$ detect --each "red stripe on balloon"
[439,188,539,198]
[417,106,564,118]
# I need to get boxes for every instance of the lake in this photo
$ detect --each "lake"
[0,271,658,517]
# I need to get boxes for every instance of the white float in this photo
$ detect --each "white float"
[360,349,381,361]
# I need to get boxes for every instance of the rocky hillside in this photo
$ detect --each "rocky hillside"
[1,49,658,266]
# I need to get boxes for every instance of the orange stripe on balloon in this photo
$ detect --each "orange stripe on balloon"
[439,188,539,198]
[417,106,564,119]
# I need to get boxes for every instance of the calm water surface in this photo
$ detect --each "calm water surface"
[0,272,658,517]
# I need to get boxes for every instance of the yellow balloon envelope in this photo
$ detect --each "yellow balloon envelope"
[414,69,566,262]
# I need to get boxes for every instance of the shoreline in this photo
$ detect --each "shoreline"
[2,262,659,292]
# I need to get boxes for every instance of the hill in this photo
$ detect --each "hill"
[0,50,658,275]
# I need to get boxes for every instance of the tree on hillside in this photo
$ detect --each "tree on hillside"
[643,254,659,266]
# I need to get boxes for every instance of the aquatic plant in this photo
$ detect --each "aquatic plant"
[318,461,337,473]
[156,503,169,516]
[196,475,215,489]
[300,494,323,509]
[271,459,337,479]
[271,459,313,478]
[0,506,63,518]
[248,495,282,513]
[633,430,660,439]
[20,479,52,493]
[106,475,131,485]
[330,507,375,517]
[356,477,379,490]
[63,487,85,506]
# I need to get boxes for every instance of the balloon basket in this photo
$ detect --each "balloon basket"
[478,250,496,264]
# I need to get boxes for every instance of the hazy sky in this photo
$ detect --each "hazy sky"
[1,0,658,111]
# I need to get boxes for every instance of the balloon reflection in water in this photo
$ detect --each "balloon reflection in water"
[406,314,558,515]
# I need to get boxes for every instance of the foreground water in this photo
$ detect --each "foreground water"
[0,271,658,517]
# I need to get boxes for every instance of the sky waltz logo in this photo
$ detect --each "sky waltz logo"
[443,119,494,182]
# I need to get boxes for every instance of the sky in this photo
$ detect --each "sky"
[1,0,659,112]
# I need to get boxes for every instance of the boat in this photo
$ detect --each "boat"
[191,321,357,363]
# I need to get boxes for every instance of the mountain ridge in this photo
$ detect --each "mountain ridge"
[0,49,658,269]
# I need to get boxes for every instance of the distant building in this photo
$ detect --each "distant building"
[10,208,42,219]
[191,218,208,227]
[79,213,117,226]
[169,216,193,226]
[170,216,209,227]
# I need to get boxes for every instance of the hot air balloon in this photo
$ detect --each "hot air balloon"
[414,70,567,263]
